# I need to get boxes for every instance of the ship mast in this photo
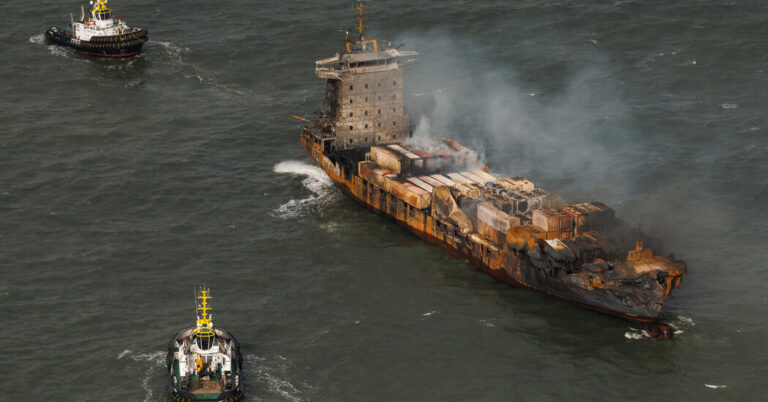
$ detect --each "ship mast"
[355,2,366,38]
[194,287,214,335]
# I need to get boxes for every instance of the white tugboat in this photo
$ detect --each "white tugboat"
[166,288,244,401]
[45,0,147,57]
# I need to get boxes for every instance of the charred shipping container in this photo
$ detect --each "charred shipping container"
[299,3,686,332]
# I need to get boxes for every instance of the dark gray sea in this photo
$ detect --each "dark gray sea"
[2,0,767,400]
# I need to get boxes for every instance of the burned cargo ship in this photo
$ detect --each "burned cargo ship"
[300,4,686,326]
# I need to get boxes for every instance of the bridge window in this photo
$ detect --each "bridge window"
[365,84,369,88]
[349,98,353,104]
[378,83,381,88]
[378,122,381,127]
[365,124,369,128]
[349,125,353,130]
[364,111,368,115]
[377,96,381,101]
[393,108,396,112]
[349,85,353,90]
[378,109,381,114]
[393,81,397,86]
[393,121,397,126]
[365,97,368,102]
[349,112,353,117]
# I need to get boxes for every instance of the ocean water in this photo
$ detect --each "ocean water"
[2,0,767,400]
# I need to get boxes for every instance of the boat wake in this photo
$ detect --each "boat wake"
[624,314,695,339]
[272,160,336,219]
[148,40,188,61]
[29,33,73,58]
[116,350,165,402]
[245,354,308,402]
[28,33,44,44]
[624,328,646,340]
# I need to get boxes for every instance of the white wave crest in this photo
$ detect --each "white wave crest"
[47,45,70,58]
[705,384,727,389]
[721,103,738,110]
[149,40,188,60]
[28,34,44,44]
[624,329,646,340]
[272,160,335,218]
[245,354,306,402]
[114,350,165,402]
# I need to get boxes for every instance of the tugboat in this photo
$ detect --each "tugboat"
[166,288,244,401]
[44,0,147,57]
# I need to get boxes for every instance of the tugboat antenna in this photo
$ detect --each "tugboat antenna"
[637,219,644,250]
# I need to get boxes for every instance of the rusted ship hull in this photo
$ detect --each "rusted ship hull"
[301,133,684,323]
[299,3,684,331]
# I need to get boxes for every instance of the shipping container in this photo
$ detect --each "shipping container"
[370,146,405,175]
[418,175,445,188]
[406,177,434,193]
[471,169,497,183]
[430,174,455,186]
[447,172,471,183]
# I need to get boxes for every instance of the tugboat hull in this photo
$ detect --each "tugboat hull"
[44,26,147,57]
[166,328,245,402]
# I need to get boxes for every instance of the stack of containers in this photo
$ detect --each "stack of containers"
[531,208,573,240]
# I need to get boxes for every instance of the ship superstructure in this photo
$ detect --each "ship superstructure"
[166,288,244,401]
[45,0,147,57]
[301,3,686,331]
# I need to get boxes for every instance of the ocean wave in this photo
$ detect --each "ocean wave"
[28,33,44,44]
[272,160,335,219]
[149,40,188,60]
[47,45,70,58]
[245,354,306,402]
[624,328,646,340]
[114,351,165,402]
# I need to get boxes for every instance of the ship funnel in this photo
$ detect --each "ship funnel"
[80,4,85,21]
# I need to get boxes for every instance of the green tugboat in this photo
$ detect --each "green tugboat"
[166,288,244,401]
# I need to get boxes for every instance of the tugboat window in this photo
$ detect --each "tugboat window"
[196,333,215,350]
